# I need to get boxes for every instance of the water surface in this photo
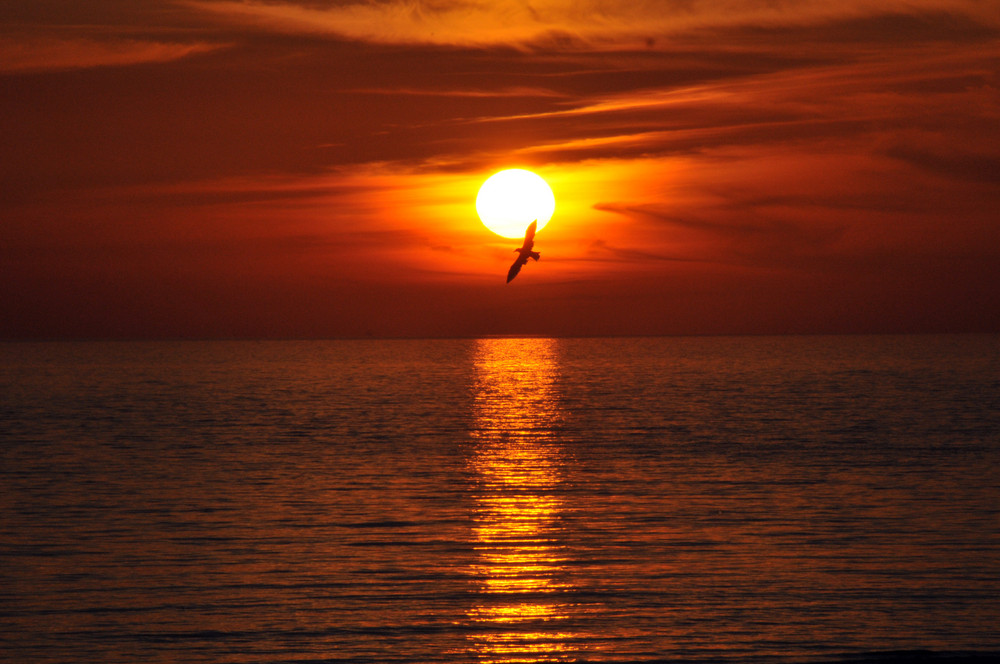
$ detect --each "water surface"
[2,336,998,662]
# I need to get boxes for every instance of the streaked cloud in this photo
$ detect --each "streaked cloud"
[182,0,998,46]
[0,36,223,73]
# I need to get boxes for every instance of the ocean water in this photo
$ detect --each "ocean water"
[1,335,998,664]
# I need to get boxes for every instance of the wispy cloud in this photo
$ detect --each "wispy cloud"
[182,0,998,47]
[0,36,223,73]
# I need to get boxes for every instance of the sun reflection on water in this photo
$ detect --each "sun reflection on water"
[468,338,576,662]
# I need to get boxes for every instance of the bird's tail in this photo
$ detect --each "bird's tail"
[529,251,540,261]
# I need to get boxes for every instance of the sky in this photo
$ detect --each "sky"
[2,0,999,339]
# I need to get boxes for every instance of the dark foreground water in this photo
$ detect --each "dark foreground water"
[2,335,999,663]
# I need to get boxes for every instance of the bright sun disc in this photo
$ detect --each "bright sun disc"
[476,169,555,238]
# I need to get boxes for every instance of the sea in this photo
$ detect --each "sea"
[1,335,998,664]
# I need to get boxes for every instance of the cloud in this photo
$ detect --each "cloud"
[887,145,1000,184]
[182,0,568,46]
[0,37,223,73]
[581,238,701,264]
[596,201,844,242]
[181,0,999,47]
[346,85,567,99]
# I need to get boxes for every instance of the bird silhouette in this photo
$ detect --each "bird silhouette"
[506,220,540,283]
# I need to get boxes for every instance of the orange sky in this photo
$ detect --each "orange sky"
[2,1,999,338]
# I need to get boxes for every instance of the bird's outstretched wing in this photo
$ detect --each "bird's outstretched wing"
[523,220,537,250]
[506,220,539,283]
[506,257,526,283]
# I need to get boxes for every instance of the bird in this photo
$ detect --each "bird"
[506,220,540,283]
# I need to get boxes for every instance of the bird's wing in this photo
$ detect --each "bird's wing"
[521,219,537,251]
[507,256,526,283]
[508,222,538,282]
[523,220,537,247]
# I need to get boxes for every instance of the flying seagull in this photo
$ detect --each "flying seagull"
[506,220,540,283]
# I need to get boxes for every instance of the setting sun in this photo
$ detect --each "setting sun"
[476,169,555,238]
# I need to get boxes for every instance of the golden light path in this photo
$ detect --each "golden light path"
[466,338,576,662]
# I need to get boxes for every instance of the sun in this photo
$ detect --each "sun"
[476,169,555,238]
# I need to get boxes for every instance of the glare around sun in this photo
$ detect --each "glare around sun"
[476,169,555,238]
